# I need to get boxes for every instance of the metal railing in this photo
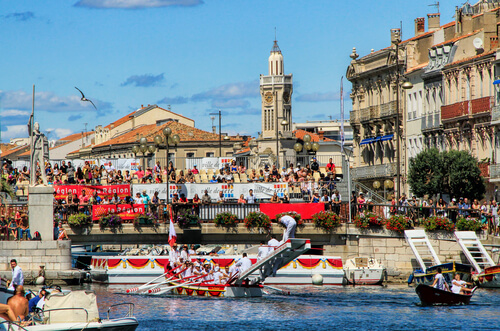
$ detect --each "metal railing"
[351,163,396,179]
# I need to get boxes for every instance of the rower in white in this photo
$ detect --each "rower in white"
[280,215,297,243]
[235,253,252,274]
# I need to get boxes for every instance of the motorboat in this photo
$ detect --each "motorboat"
[415,284,477,306]
[343,257,386,285]
[0,290,138,331]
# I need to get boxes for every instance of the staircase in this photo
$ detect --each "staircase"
[234,238,311,285]
[404,230,441,271]
[353,181,386,204]
[454,231,495,273]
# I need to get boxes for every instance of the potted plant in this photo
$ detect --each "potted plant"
[99,214,123,232]
[244,212,272,232]
[386,214,411,232]
[312,211,341,232]
[275,211,305,231]
[422,216,455,232]
[133,213,159,229]
[176,211,201,229]
[67,213,92,235]
[456,217,485,232]
[213,212,238,229]
[354,212,385,229]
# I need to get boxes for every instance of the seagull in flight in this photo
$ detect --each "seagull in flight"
[75,87,97,110]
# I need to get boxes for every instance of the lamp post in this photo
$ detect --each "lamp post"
[293,134,320,165]
[393,31,413,203]
[209,110,223,157]
[276,117,289,169]
[152,127,180,205]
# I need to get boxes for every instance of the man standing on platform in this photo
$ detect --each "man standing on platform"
[8,259,23,290]
[246,189,256,204]
[235,253,252,274]
[280,215,297,243]
[257,241,268,261]
[268,234,280,255]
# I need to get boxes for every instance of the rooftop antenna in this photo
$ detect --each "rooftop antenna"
[428,1,440,13]
[274,27,277,41]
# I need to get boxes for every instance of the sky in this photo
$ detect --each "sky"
[0,0,459,142]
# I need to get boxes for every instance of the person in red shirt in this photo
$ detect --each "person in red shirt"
[79,190,90,214]
[326,158,336,176]
[192,165,199,174]
[135,166,145,180]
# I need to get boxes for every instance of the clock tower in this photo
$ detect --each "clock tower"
[258,39,293,160]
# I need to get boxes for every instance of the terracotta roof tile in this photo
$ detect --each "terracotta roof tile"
[431,29,482,48]
[104,105,194,130]
[293,129,335,142]
[445,49,495,67]
[405,62,428,74]
[93,121,243,149]
[1,144,29,158]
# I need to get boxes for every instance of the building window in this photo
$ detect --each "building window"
[206,152,214,157]
[186,152,195,158]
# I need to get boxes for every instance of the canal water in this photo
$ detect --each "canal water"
[87,284,500,330]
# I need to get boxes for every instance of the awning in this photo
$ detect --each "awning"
[493,79,500,85]
[381,134,394,141]
[372,136,382,142]
[360,138,373,145]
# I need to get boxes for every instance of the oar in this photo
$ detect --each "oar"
[154,279,215,295]
[126,264,184,293]
[263,284,290,295]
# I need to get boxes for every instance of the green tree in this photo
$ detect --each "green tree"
[0,178,14,204]
[407,148,443,197]
[442,150,485,200]
[408,149,485,200]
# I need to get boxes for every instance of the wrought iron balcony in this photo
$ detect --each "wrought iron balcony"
[351,163,397,179]
[490,164,500,179]
[492,105,500,123]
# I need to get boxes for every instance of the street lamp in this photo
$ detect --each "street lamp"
[153,127,180,204]
[276,118,289,169]
[293,134,320,165]
[393,31,413,202]
[209,110,223,157]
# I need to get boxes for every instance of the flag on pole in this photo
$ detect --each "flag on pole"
[340,76,345,154]
[168,205,177,247]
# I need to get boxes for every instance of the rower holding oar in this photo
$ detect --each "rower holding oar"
[431,267,450,292]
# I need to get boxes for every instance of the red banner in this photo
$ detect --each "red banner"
[54,184,131,200]
[92,204,145,220]
[259,203,325,220]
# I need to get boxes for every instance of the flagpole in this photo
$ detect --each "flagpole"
[29,85,35,186]
[340,77,351,224]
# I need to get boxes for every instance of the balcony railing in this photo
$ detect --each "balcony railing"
[441,101,469,120]
[351,163,397,179]
[359,105,380,122]
[380,101,398,117]
[471,96,493,115]
[350,110,359,123]
[260,75,293,86]
[490,164,500,179]
[492,105,500,122]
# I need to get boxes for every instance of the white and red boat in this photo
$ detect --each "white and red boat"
[343,257,386,285]
[91,241,345,286]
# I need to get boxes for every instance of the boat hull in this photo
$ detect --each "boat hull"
[91,255,345,286]
[163,281,263,298]
[415,284,473,306]
[475,266,500,288]
[344,268,385,285]
[413,262,473,286]
[0,317,139,331]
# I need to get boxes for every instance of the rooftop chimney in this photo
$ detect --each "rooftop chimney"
[415,17,425,36]
[428,13,440,32]
[391,28,401,44]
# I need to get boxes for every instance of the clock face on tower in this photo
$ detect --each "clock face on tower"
[264,92,273,104]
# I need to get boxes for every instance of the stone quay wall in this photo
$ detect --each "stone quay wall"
[0,241,72,274]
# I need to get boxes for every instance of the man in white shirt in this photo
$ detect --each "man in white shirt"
[280,167,288,178]
[8,259,23,290]
[257,241,268,261]
[212,265,223,285]
[280,215,297,243]
[169,244,180,268]
[235,253,252,274]
[246,189,256,204]
[451,273,473,294]
[431,267,449,291]
[268,234,280,255]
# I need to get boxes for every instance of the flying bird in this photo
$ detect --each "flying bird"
[75,87,97,110]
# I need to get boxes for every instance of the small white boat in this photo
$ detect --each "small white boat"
[343,257,386,285]
[0,290,138,331]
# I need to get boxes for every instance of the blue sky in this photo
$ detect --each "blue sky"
[0,0,458,142]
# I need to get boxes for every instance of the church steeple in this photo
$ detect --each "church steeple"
[269,40,284,76]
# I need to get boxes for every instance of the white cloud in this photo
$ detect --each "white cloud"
[0,89,109,112]
[74,0,203,9]
[2,125,27,140]
[0,109,30,117]
[53,128,74,139]
[191,81,258,102]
